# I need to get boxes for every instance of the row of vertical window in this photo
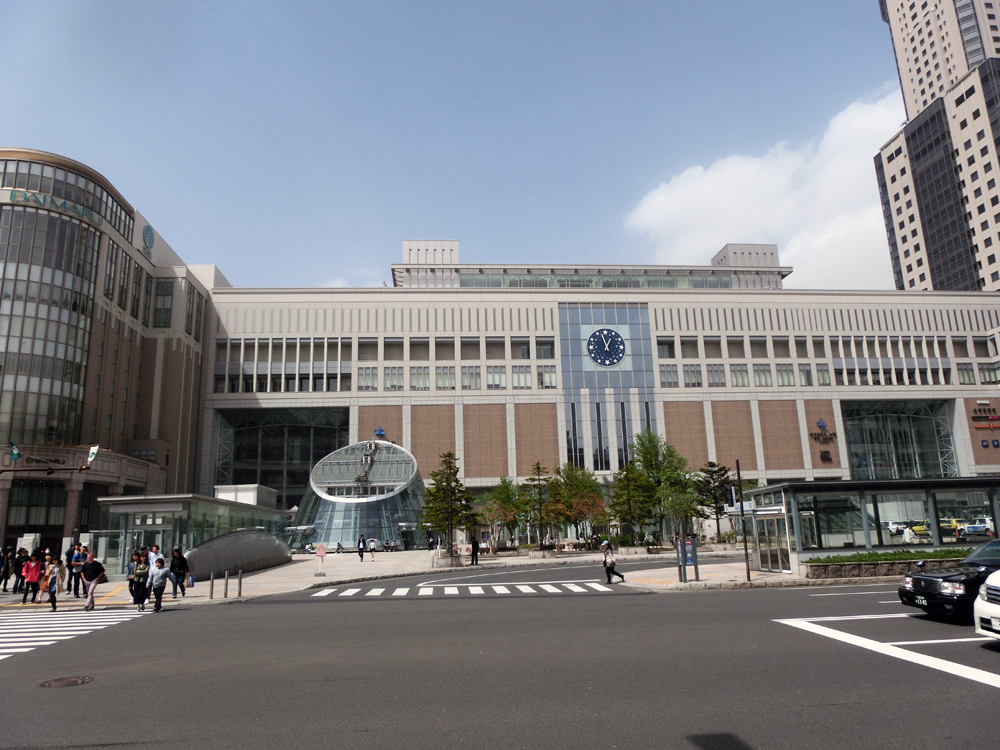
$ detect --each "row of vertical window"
[0,159,134,242]
[104,240,152,325]
[658,361,1000,388]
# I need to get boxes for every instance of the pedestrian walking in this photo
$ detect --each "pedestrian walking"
[70,543,86,597]
[169,548,189,598]
[368,537,376,561]
[81,553,106,611]
[358,536,366,562]
[471,537,479,565]
[20,553,42,604]
[0,550,12,592]
[12,548,28,594]
[43,555,66,611]
[63,545,74,593]
[126,552,140,604]
[132,553,150,612]
[601,541,626,584]
[148,558,170,612]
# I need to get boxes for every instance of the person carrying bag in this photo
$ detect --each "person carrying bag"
[601,541,626,584]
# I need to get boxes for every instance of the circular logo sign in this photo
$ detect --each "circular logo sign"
[587,328,626,367]
[143,225,155,250]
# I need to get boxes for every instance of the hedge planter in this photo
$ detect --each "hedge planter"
[805,558,965,579]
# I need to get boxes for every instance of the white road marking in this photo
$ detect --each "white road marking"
[885,637,994,646]
[810,591,897,597]
[311,589,336,597]
[444,587,459,595]
[392,588,409,596]
[564,584,587,593]
[418,588,434,596]
[0,611,143,661]
[469,586,485,595]
[365,588,385,597]
[516,585,536,593]
[776,614,1000,689]
[879,600,902,604]
[539,584,561,593]
[587,583,612,592]
[338,588,361,597]
[492,586,510,594]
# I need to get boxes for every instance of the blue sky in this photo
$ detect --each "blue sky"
[2,1,902,289]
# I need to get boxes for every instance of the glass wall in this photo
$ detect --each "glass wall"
[842,400,956,480]
[215,409,350,510]
[0,206,100,445]
[3,480,66,552]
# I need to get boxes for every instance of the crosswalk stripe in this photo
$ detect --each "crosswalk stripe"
[539,584,561,593]
[365,588,385,597]
[563,584,587,593]
[418,588,434,596]
[0,640,59,646]
[392,588,409,596]
[469,586,485,595]
[0,610,142,661]
[586,583,612,592]
[516,585,536,593]
[444,587,459,595]
[311,589,336,597]
[339,588,361,597]
[492,586,511,594]
[0,647,34,653]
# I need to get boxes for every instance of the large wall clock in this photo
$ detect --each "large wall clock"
[587,328,626,367]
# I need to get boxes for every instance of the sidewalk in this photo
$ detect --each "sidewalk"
[621,561,804,591]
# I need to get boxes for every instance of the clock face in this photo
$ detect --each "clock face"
[587,328,626,367]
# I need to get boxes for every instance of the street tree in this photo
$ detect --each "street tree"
[523,461,553,546]
[693,461,735,542]
[657,471,707,539]
[630,430,688,488]
[476,476,521,551]
[421,452,475,557]
[549,462,603,539]
[608,461,656,546]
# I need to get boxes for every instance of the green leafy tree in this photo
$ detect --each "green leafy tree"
[549,462,603,538]
[476,476,522,551]
[493,475,524,544]
[523,461,553,546]
[658,471,707,539]
[421,452,475,557]
[693,461,735,543]
[608,461,656,546]
[629,431,689,538]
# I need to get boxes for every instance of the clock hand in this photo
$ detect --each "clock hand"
[602,334,609,351]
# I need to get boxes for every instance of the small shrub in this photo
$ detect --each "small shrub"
[806,548,971,564]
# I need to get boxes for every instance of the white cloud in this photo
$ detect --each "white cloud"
[625,90,906,289]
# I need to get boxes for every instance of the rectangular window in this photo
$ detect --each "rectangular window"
[104,240,118,299]
[117,251,130,309]
[659,363,679,388]
[683,364,703,388]
[461,365,481,390]
[957,362,977,384]
[357,366,378,391]
[798,363,813,386]
[436,365,456,390]
[775,363,795,386]
[486,365,506,390]
[537,364,557,388]
[753,363,773,387]
[410,366,430,391]
[193,292,204,342]
[142,272,152,326]
[816,363,831,386]
[729,363,749,387]
[153,278,173,328]
[656,337,676,358]
[512,364,531,389]
[129,260,142,318]
[706,363,726,387]
[980,363,1000,384]
[184,282,195,335]
[383,366,403,391]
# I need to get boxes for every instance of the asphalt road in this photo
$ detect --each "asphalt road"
[1,560,999,750]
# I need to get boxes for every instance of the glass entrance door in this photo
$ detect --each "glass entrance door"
[756,516,791,572]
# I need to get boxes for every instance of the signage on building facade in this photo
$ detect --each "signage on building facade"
[809,418,837,445]
[6,190,103,227]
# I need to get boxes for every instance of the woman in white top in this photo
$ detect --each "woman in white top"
[601,541,626,584]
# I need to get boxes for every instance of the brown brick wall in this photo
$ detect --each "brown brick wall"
[758,400,804,470]
[463,404,508,478]
[966,397,1000,466]
[514,403,559,476]
[663,401,708,469]
[710,401,756,470]
[803,399,840,469]
[358,405,403,445]
[410,405,456,477]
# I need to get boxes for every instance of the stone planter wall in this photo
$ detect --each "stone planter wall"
[804,558,964,579]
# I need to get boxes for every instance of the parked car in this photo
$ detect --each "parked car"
[898,540,1000,618]
[958,518,995,541]
[881,520,908,536]
[974,568,1000,641]
[910,520,933,538]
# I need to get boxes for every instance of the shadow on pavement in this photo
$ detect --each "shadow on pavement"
[688,733,756,750]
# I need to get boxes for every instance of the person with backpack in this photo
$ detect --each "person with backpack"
[601,541,625,584]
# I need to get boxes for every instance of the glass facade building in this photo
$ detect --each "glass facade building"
[842,400,957,480]
[292,440,428,550]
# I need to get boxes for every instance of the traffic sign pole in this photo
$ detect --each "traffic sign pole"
[315,543,328,577]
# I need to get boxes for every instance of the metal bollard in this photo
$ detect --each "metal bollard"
[224,571,229,599]
[238,570,243,597]
[209,572,215,600]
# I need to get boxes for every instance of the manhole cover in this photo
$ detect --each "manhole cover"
[40,676,93,688]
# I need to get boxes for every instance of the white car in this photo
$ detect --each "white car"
[974,568,1000,640]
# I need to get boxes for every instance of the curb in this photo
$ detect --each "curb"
[623,575,904,593]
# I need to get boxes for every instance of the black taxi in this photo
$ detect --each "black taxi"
[898,541,1000,618]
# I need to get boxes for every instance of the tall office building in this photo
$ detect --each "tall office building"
[875,1,1000,291]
